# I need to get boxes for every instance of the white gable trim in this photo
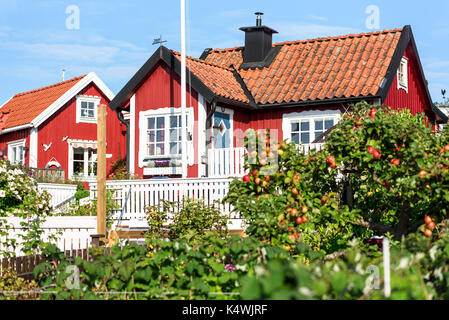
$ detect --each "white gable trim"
[31,72,115,128]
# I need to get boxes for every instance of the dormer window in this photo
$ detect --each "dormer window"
[397,57,408,92]
[76,95,101,123]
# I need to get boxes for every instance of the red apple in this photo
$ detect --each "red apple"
[255,177,261,185]
[296,217,303,224]
[301,206,308,214]
[243,175,250,183]
[427,222,436,230]
[302,216,308,223]
[290,208,298,217]
[424,229,432,237]
[390,158,400,166]
[265,175,270,181]
[424,216,432,224]
[259,159,267,166]
[326,155,335,164]
[369,109,377,117]
[445,145,449,151]
[252,169,258,176]
[292,188,299,195]
[373,151,381,159]
[367,146,375,154]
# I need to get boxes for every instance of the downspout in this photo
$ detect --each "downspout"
[204,98,217,176]
[116,108,130,174]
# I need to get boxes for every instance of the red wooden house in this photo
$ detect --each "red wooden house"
[109,17,447,179]
[0,72,127,182]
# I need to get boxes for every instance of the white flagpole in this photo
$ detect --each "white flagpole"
[180,0,187,178]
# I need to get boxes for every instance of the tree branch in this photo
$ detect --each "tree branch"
[324,250,348,261]
[351,218,395,234]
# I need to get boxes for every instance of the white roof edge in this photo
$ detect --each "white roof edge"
[31,72,116,128]
[0,123,33,136]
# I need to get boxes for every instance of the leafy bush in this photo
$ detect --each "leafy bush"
[0,267,41,300]
[225,102,449,255]
[33,235,290,300]
[146,198,229,241]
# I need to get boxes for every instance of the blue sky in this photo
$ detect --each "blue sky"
[1,0,449,105]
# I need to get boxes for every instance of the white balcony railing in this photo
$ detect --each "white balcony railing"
[208,147,247,178]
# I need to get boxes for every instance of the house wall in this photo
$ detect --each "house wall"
[133,61,200,178]
[0,128,30,165]
[384,44,435,121]
[37,82,126,180]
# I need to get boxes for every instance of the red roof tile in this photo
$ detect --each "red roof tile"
[171,51,249,103]
[204,28,403,105]
[0,75,85,131]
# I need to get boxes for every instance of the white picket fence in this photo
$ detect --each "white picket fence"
[299,143,325,154]
[208,147,247,177]
[0,216,97,257]
[89,177,244,230]
[37,183,78,208]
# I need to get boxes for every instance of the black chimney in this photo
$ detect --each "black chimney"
[239,12,278,64]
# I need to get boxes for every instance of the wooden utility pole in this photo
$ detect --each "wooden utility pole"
[96,104,107,240]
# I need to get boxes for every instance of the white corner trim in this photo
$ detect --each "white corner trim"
[282,109,341,144]
[29,128,38,168]
[137,106,194,169]
[31,72,115,129]
[197,94,207,177]
[129,94,136,174]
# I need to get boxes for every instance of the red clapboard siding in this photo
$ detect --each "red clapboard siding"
[0,128,30,164]
[134,62,199,178]
[37,82,126,179]
[384,44,434,120]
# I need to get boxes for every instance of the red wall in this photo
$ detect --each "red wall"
[134,62,199,178]
[384,44,435,121]
[37,82,126,179]
[0,128,30,164]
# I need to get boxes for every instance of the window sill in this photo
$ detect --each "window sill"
[77,118,97,124]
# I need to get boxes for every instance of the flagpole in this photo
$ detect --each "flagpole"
[180,0,187,178]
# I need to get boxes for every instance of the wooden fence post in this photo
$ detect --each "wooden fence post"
[96,104,107,242]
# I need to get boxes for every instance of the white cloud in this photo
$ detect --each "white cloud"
[306,14,328,21]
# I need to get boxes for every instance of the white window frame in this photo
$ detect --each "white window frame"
[282,110,341,147]
[76,95,101,124]
[397,57,408,92]
[8,139,26,165]
[138,107,194,168]
[67,140,98,182]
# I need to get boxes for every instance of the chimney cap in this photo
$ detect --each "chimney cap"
[240,12,278,33]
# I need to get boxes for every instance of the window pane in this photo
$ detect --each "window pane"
[148,118,155,130]
[74,162,84,175]
[88,102,95,110]
[315,120,323,131]
[325,120,334,130]
[148,132,155,143]
[157,117,165,129]
[170,115,178,128]
[292,133,299,144]
[148,144,155,156]
[156,143,165,155]
[315,131,324,143]
[156,130,164,142]
[88,110,95,118]
[74,148,84,161]
[291,122,299,132]
[81,101,87,109]
[169,129,178,142]
[301,132,310,144]
[170,142,179,155]
[301,121,309,131]
[81,109,87,117]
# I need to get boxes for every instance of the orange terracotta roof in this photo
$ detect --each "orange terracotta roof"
[171,51,249,103]
[204,28,403,105]
[0,75,86,131]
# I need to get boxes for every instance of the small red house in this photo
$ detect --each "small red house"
[109,18,447,179]
[0,72,127,182]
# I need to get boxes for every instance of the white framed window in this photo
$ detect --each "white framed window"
[67,140,98,180]
[76,95,101,124]
[282,110,340,147]
[139,107,194,168]
[8,140,26,165]
[397,57,408,92]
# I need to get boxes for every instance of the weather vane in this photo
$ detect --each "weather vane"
[152,35,167,47]
[442,89,447,101]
